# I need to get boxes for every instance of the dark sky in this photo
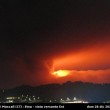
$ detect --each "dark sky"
[0,0,110,88]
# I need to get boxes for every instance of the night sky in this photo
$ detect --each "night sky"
[0,0,110,88]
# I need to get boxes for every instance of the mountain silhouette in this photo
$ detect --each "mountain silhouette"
[0,81,110,103]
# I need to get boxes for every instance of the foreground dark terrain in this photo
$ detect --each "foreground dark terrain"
[0,81,110,103]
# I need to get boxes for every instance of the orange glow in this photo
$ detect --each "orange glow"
[54,44,110,70]
[47,43,110,83]
[53,70,70,77]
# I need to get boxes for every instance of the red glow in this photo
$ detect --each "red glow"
[50,43,110,83]
[54,44,110,70]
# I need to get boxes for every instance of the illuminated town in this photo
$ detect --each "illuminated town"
[0,95,88,103]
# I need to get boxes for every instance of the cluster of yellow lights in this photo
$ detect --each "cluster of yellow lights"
[53,70,70,77]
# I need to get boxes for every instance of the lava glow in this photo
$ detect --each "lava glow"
[48,44,110,83]
[53,70,70,77]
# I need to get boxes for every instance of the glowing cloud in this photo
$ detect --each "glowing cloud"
[54,44,110,70]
